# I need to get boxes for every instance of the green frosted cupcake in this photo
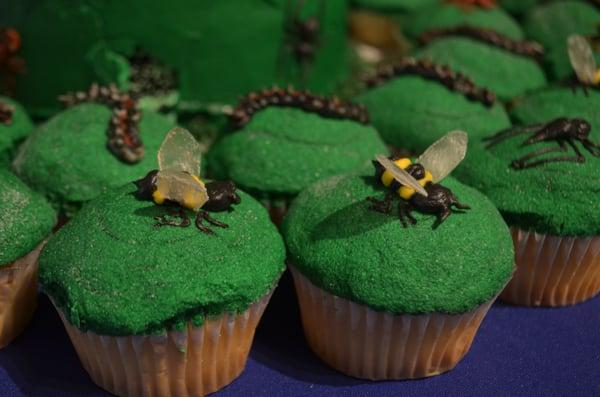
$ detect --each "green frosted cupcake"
[208,87,388,224]
[12,87,175,216]
[41,127,285,396]
[415,26,547,100]
[356,58,511,152]
[0,97,34,166]
[523,0,600,80]
[283,135,514,379]
[455,117,600,307]
[405,2,523,40]
[0,169,56,347]
[499,0,540,16]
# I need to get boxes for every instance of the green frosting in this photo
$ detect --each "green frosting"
[208,107,388,197]
[0,169,56,265]
[12,103,175,213]
[3,0,349,116]
[283,172,514,314]
[500,0,540,16]
[356,76,511,153]
[405,4,524,40]
[350,0,439,13]
[415,37,547,101]
[0,97,34,166]
[40,184,286,336]
[523,1,600,80]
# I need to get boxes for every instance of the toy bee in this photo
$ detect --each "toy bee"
[368,131,470,228]
[568,34,600,91]
[134,127,241,234]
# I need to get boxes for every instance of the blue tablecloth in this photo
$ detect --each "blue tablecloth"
[1,271,599,397]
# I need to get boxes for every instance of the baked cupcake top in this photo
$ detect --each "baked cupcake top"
[40,182,285,335]
[0,169,56,265]
[0,96,34,165]
[524,0,600,80]
[415,26,547,100]
[405,2,523,40]
[208,88,387,199]
[12,100,174,214]
[357,59,511,152]
[283,171,514,315]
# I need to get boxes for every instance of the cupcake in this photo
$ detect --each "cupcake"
[356,58,511,153]
[283,132,514,379]
[0,169,56,348]
[0,96,34,166]
[455,118,600,306]
[12,84,175,217]
[3,0,349,116]
[523,0,600,81]
[40,128,286,396]
[499,0,540,16]
[208,87,387,225]
[404,2,523,40]
[415,25,547,100]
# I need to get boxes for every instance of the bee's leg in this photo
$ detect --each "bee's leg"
[155,208,189,228]
[432,208,451,229]
[367,191,393,213]
[398,201,415,227]
[450,196,470,211]
[195,212,215,235]
[201,211,229,229]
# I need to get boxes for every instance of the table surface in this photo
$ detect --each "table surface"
[1,271,599,397]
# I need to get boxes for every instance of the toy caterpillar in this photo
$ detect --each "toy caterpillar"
[362,58,496,107]
[419,26,544,61]
[0,102,14,125]
[59,83,144,164]
[230,86,369,128]
[0,27,25,96]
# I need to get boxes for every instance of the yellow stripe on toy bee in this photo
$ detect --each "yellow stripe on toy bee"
[152,189,166,205]
[397,171,433,200]
[381,158,412,186]
[594,69,600,85]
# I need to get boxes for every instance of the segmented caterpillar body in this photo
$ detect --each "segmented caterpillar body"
[230,86,369,128]
[419,26,544,61]
[59,84,144,164]
[363,58,496,107]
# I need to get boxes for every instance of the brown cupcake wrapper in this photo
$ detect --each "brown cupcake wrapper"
[501,227,600,307]
[262,199,291,228]
[0,243,43,348]
[55,291,273,397]
[289,266,495,380]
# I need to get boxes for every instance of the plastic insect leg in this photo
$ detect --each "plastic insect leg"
[483,124,545,148]
[582,138,600,157]
[200,210,229,229]
[513,140,585,169]
[451,197,470,210]
[398,201,416,227]
[367,191,393,214]
[154,208,190,228]
[433,208,451,229]
[195,212,215,235]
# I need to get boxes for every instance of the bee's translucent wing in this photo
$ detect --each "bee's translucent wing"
[155,170,209,211]
[158,127,203,176]
[568,34,597,85]
[376,155,428,197]
[416,130,468,182]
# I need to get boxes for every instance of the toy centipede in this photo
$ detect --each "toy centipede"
[59,83,144,164]
[419,26,544,61]
[362,58,496,107]
[230,86,369,128]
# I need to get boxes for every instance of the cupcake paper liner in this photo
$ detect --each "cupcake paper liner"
[0,243,43,348]
[290,266,495,380]
[55,291,273,397]
[501,227,600,307]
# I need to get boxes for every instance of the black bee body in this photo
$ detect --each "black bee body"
[368,159,469,228]
[484,118,600,169]
[203,180,241,212]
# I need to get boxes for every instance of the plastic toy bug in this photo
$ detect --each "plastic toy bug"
[134,127,241,234]
[280,0,324,83]
[567,34,600,94]
[484,118,600,169]
[368,131,470,228]
[0,27,25,96]
[0,102,14,125]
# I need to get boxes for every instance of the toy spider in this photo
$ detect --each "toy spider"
[0,27,25,96]
[280,0,324,83]
[484,118,600,170]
